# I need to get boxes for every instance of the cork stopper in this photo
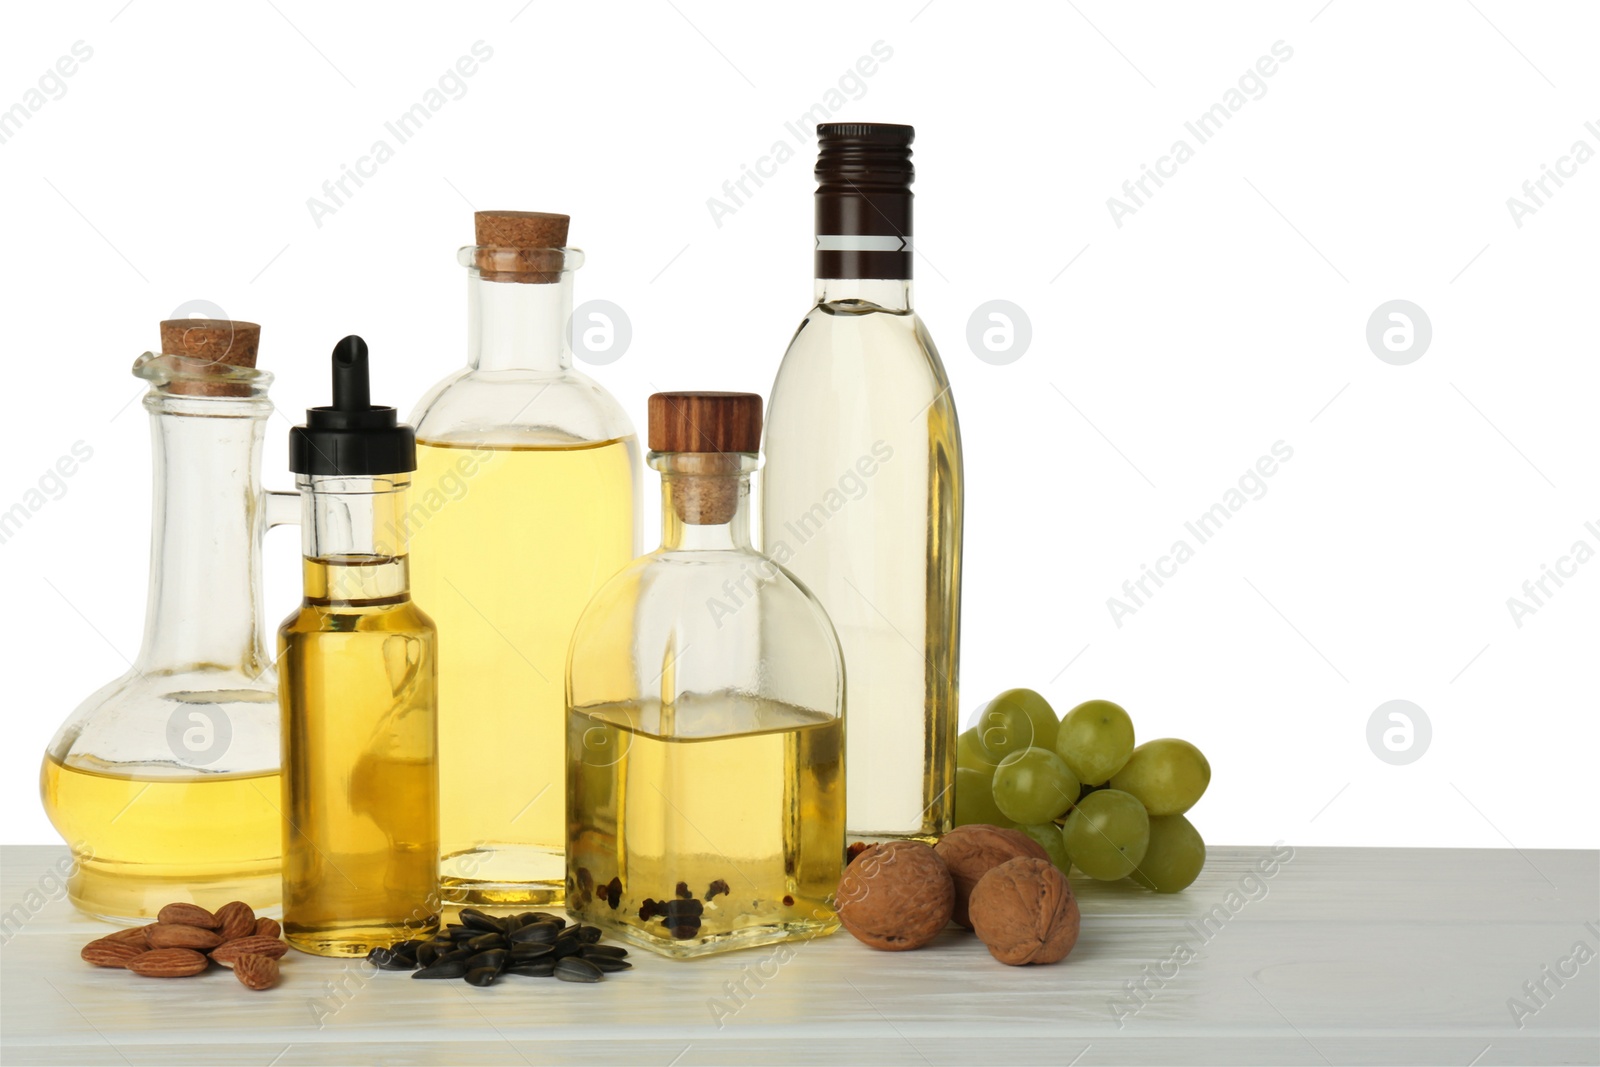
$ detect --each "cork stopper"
[649,392,762,526]
[158,319,261,397]
[474,210,570,283]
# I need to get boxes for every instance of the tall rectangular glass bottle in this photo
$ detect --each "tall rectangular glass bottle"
[410,212,640,906]
[762,123,962,841]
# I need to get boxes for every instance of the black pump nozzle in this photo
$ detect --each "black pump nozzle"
[288,335,415,477]
[331,335,371,411]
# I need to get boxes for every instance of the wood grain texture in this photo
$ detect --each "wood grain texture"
[2,845,1595,1066]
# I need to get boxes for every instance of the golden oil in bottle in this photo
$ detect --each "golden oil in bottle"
[40,756,280,920]
[279,556,439,956]
[566,695,844,959]
[410,437,636,905]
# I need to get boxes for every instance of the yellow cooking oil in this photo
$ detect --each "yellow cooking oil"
[410,437,637,906]
[39,756,280,921]
[278,556,439,957]
[567,695,844,958]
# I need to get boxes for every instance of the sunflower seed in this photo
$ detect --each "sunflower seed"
[509,943,553,961]
[506,959,556,978]
[580,944,628,960]
[458,908,506,933]
[554,957,604,983]
[466,949,507,973]
[413,958,468,979]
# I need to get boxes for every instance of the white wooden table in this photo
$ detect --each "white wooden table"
[2,845,1595,1065]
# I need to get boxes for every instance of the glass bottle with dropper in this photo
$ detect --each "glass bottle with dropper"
[279,336,439,956]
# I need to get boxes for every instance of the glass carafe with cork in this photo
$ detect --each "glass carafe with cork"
[409,211,640,908]
[566,392,845,959]
[40,319,294,921]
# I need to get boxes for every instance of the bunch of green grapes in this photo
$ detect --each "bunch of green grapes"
[954,690,1210,893]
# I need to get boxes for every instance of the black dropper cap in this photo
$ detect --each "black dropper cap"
[288,335,416,476]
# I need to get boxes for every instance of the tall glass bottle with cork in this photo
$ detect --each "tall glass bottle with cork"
[279,336,438,956]
[567,392,845,959]
[763,123,963,842]
[41,319,292,921]
[410,211,640,907]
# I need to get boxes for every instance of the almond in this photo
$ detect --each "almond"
[156,902,218,929]
[255,917,281,940]
[103,924,155,947]
[80,938,145,968]
[214,901,256,942]
[127,947,209,977]
[147,923,224,950]
[234,953,280,990]
[211,935,289,968]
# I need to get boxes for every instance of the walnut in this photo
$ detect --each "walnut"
[835,840,954,951]
[968,856,1080,966]
[934,824,1050,929]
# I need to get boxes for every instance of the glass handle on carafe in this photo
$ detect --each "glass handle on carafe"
[264,488,302,529]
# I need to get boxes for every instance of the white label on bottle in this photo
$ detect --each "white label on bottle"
[815,235,911,252]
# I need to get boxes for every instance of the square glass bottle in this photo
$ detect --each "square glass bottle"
[566,393,844,958]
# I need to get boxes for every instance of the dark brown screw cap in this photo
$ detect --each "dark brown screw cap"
[648,392,762,454]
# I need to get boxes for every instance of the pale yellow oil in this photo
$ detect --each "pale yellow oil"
[763,290,963,841]
[278,557,439,957]
[39,756,280,921]
[567,695,844,958]
[411,438,637,906]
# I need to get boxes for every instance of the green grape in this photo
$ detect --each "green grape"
[954,767,1012,828]
[1055,699,1135,786]
[991,747,1079,825]
[974,688,1058,763]
[1061,788,1149,880]
[956,727,999,775]
[1018,822,1072,875]
[1109,738,1210,816]
[1129,814,1205,893]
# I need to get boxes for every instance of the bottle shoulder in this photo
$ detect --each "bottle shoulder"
[770,303,953,408]
[410,367,637,447]
[570,547,845,692]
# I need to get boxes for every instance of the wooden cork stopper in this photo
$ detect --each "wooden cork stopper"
[474,210,570,283]
[649,392,762,525]
[158,319,260,397]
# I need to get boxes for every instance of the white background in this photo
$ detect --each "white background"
[3,1,1595,851]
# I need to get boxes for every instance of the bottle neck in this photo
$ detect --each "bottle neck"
[298,474,413,604]
[813,278,913,311]
[655,454,755,553]
[467,270,574,374]
[814,179,912,281]
[135,396,275,676]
